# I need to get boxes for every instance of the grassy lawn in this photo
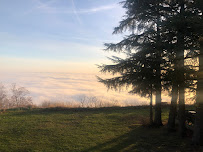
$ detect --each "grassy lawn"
[0,106,196,152]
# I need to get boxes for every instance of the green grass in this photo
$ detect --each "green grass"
[0,106,196,152]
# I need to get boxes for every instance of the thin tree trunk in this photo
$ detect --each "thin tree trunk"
[168,82,178,131]
[150,88,153,125]
[177,1,186,137]
[177,35,186,137]
[177,33,186,137]
[154,5,163,126]
[154,66,163,126]
[168,56,178,131]
[192,37,203,145]
[178,81,186,137]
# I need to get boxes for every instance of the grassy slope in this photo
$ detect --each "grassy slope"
[0,106,195,152]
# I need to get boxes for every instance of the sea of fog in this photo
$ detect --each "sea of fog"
[0,72,159,106]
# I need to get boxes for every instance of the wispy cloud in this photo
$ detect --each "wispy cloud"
[36,0,56,9]
[32,0,118,14]
[71,0,82,25]
[24,0,57,15]
[0,32,103,55]
[76,4,117,14]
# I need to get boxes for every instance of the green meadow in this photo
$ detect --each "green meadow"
[0,106,195,152]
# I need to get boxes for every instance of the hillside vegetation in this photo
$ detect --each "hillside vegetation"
[0,106,195,152]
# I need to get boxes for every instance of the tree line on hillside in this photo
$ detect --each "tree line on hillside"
[98,0,202,145]
[0,83,32,110]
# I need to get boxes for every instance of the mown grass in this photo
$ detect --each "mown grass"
[0,106,196,152]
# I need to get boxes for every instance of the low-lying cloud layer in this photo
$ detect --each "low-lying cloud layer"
[0,72,150,106]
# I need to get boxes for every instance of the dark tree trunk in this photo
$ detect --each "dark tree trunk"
[168,82,178,131]
[168,57,178,131]
[154,8,163,126]
[178,81,186,137]
[177,35,186,137]
[177,1,186,137]
[192,37,203,145]
[150,89,153,125]
[154,66,163,126]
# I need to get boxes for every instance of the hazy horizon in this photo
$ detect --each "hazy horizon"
[0,71,153,106]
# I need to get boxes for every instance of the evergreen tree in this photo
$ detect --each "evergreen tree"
[98,0,170,126]
[192,0,203,145]
[164,0,202,136]
[192,37,203,145]
[98,0,202,133]
[98,47,157,126]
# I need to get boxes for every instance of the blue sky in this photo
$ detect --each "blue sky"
[0,0,125,72]
[0,1,172,105]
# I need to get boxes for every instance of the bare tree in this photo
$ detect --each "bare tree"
[78,95,87,108]
[0,83,8,110]
[10,83,33,108]
[88,96,99,108]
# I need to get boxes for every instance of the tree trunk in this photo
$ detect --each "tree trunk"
[178,81,186,137]
[177,34,186,137]
[168,82,178,131]
[154,66,163,126]
[192,37,203,145]
[177,1,186,137]
[150,89,153,125]
[177,33,186,137]
[154,8,163,126]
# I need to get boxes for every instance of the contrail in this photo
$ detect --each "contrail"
[71,0,82,25]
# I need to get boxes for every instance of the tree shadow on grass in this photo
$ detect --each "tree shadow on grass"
[84,126,195,152]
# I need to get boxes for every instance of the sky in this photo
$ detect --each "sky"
[0,0,171,105]
[0,0,125,73]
